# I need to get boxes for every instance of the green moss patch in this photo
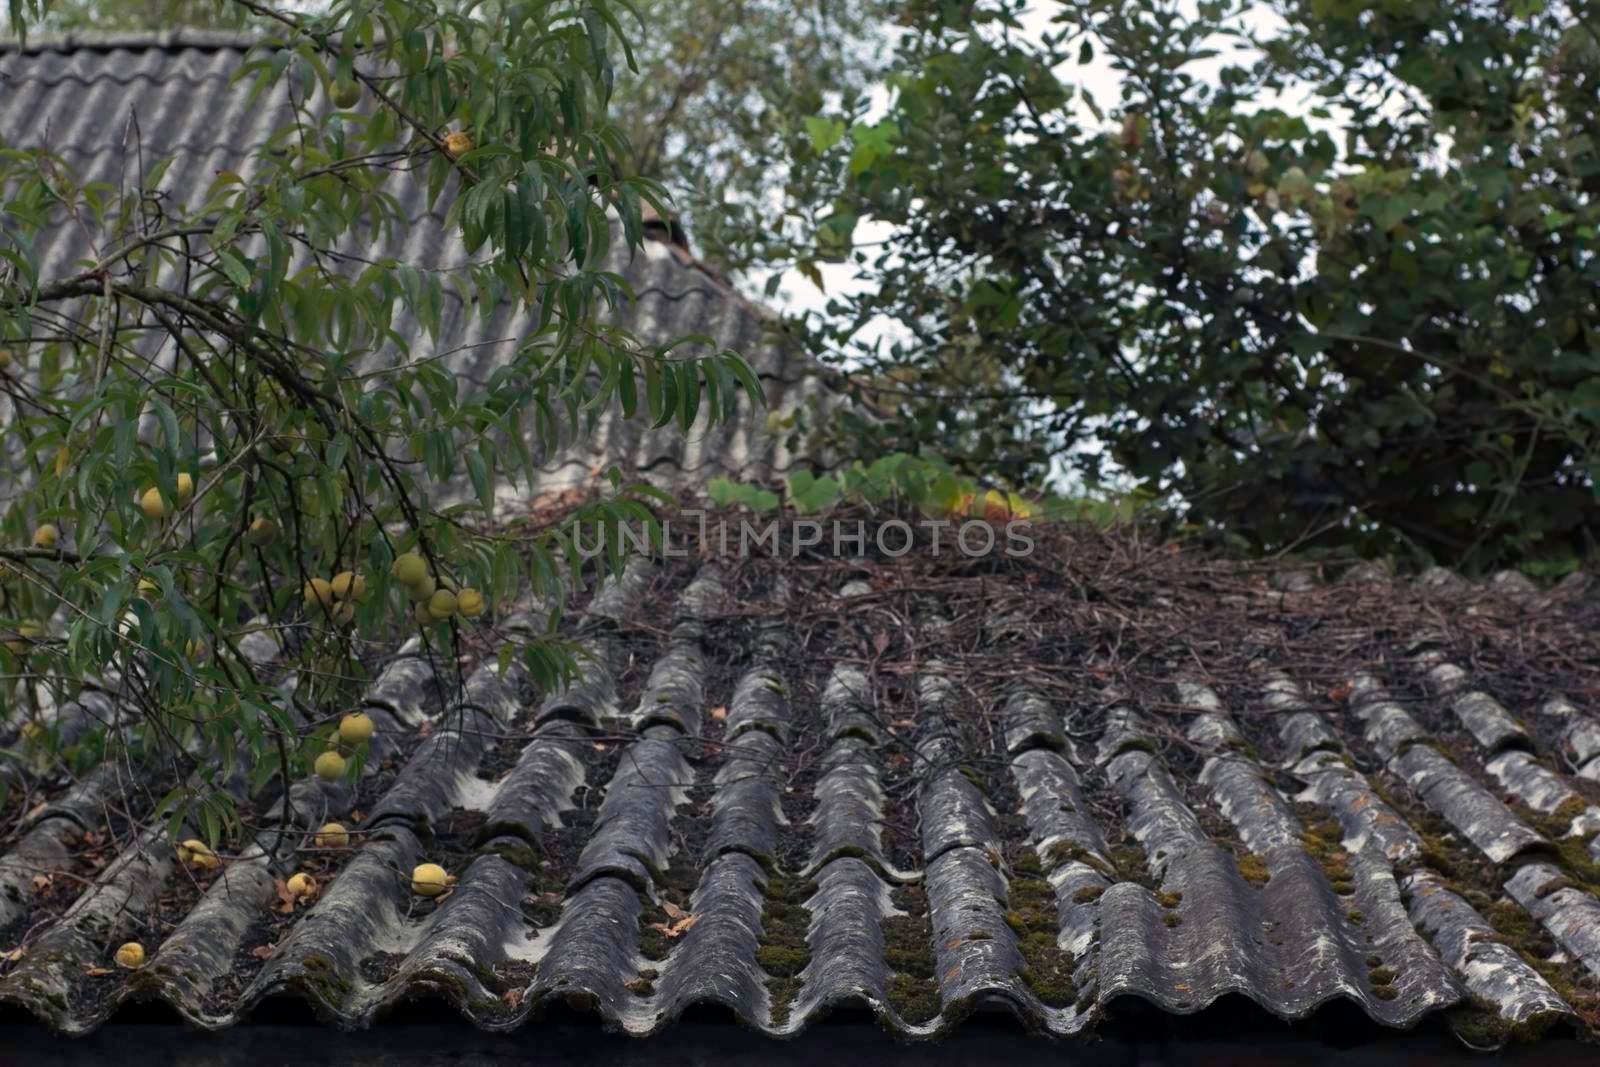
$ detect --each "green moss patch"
[1234,852,1271,888]
[757,876,813,1027]
[1106,842,1157,890]
[1296,807,1356,894]
[1508,799,1600,889]
[1004,869,1075,1009]
[635,784,711,963]
[1365,958,1399,1002]
[1043,840,1117,880]
[884,884,938,1024]
[1446,995,1573,1048]
[1482,899,1600,1033]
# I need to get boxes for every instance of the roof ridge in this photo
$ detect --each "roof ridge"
[0,29,261,54]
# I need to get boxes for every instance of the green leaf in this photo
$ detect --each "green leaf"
[466,448,494,515]
[804,115,847,154]
[214,248,252,290]
[786,471,841,514]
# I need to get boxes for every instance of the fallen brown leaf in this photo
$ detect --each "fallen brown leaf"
[708,705,728,722]
[272,879,297,914]
[83,966,112,977]
[502,988,523,1008]
[647,914,698,939]
[873,631,890,654]
[0,947,25,963]
[660,901,688,921]
[418,720,435,739]
[31,874,50,894]
[250,943,276,961]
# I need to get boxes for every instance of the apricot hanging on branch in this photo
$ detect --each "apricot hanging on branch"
[338,713,374,745]
[313,751,347,781]
[139,487,167,520]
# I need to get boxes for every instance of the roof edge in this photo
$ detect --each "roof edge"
[0,29,261,54]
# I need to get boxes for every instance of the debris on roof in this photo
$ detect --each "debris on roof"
[0,518,1594,1048]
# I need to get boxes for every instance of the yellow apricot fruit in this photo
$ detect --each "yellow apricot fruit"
[5,621,42,654]
[176,472,194,501]
[391,552,428,586]
[333,601,355,625]
[115,942,146,968]
[286,872,318,899]
[338,712,374,746]
[246,517,276,545]
[313,750,346,781]
[330,571,357,600]
[314,822,349,849]
[140,487,166,520]
[411,862,454,897]
[32,523,58,549]
[409,574,437,602]
[303,578,335,611]
[331,79,361,108]
[177,839,220,869]
[456,588,485,618]
[981,489,1013,524]
[427,589,458,618]
[414,603,436,627]
[443,131,474,159]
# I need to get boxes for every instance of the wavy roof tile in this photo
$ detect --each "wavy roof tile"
[0,525,1591,1048]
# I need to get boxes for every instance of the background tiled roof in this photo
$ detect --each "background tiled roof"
[0,32,839,502]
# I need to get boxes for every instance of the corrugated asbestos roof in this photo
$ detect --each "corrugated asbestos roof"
[0,32,837,501]
[1,34,1599,1053]
[0,529,1594,1046]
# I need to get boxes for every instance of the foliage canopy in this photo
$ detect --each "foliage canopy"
[0,0,759,842]
[772,0,1600,573]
